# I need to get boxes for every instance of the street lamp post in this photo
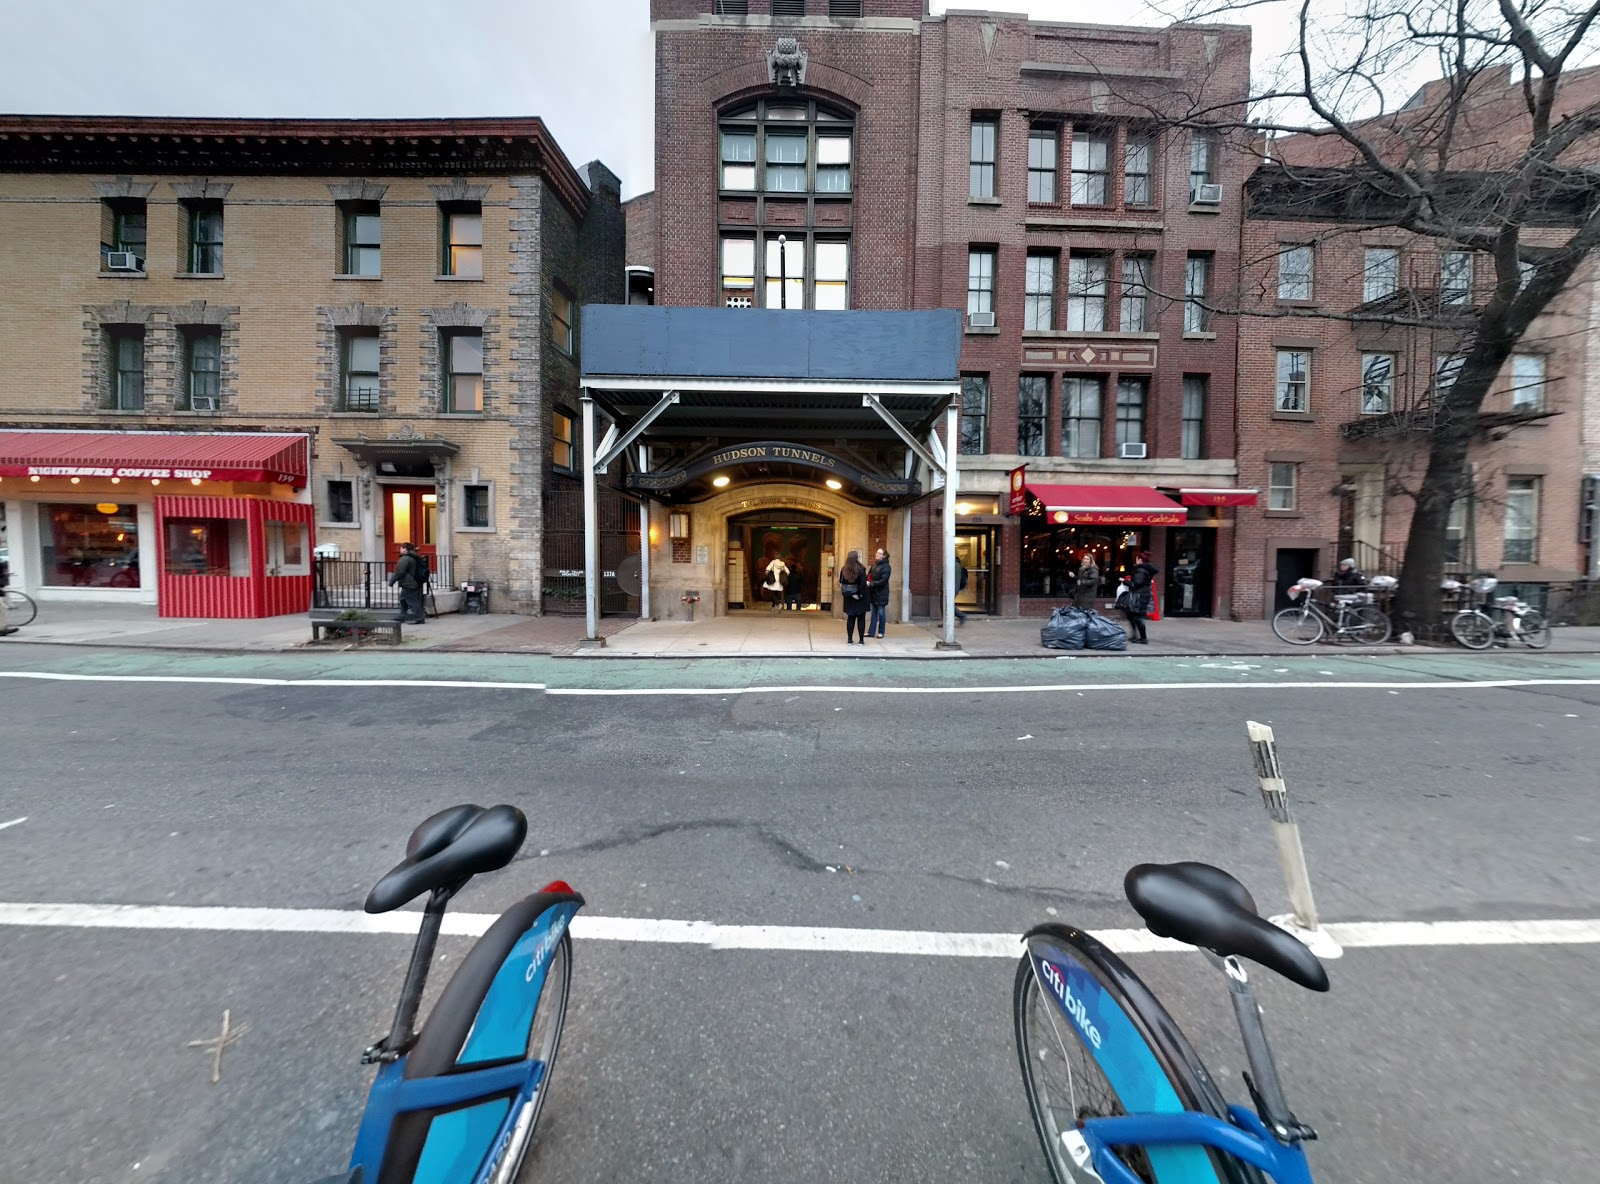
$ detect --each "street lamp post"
[777,234,788,309]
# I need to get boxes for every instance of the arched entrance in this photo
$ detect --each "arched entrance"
[727,507,835,611]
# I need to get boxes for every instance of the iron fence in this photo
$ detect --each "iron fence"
[313,555,455,612]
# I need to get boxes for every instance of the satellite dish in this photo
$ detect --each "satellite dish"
[614,553,642,597]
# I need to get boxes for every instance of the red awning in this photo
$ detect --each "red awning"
[0,430,308,487]
[1175,487,1258,508]
[1027,483,1186,526]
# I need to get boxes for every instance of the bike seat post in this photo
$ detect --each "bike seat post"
[367,885,455,1062]
[1207,952,1302,1141]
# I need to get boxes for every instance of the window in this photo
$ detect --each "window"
[816,133,852,192]
[445,331,484,412]
[1070,131,1110,205]
[106,327,145,410]
[1441,251,1473,305]
[1181,376,1207,459]
[1504,477,1539,563]
[721,236,756,307]
[967,248,996,318]
[443,204,483,278]
[765,236,805,309]
[959,375,988,454]
[101,198,146,267]
[1510,354,1545,409]
[1444,497,1467,565]
[551,286,575,352]
[1124,135,1154,205]
[721,129,756,190]
[1435,353,1464,394]
[185,200,224,274]
[1025,252,1056,330]
[721,98,853,196]
[341,330,380,412]
[813,239,850,309]
[1115,377,1147,448]
[1062,376,1103,458]
[1120,256,1151,331]
[39,503,141,587]
[970,117,997,198]
[1018,375,1048,456]
[1189,130,1217,197]
[552,409,576,471]
[461,483,492,529]
[1363,247,1400,303]
[1028,126,1058,203]
[1067,255,1108,331]
[1275,349,1309,412]
[326,480,356,525]
[1361,354,1394,414]
[1268,462,1298,511]
[1184,254,1212,332]
[765,131,808,192]
[341,202,381,276]
[1278,245,1313,301]
[183,329,221,410]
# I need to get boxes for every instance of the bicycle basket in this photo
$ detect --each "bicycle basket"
[1470,577,1499,594]
[1369,575,1398,591]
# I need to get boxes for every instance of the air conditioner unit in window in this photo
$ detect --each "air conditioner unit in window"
[189,396,218,411]
[1119,442,1148,459]
[968,311,996,329]
[1191,183,1224,205]
[105,251,145,272]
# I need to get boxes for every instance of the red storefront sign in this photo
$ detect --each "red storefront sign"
[1022,482,1187,526]
[1008,465,1029,516]
[1173,488,1258,507]
[0,430,308,487]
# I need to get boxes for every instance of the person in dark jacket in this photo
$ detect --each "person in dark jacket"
[867,548,891,638]
[1331,557,1367,588]
[840,550,870,644]
[785,555,807,611]
[1118,552,1159,644]
[393,542,427,625]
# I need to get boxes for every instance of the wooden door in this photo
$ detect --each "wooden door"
[383,486,438,568]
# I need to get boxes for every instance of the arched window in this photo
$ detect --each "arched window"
[717,98,854,311]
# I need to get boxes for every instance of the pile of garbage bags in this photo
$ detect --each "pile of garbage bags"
[1040,605,1128,651]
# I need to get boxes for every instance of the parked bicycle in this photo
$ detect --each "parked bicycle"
[1015,861,1329,1184]
[2,586,37,627]
[1446,576,1550,650]
[313,804,583,1184]
[1270,578,1392,646]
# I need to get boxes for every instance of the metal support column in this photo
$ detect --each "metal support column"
[900,450,915,625]
[939,401,960,649]
[638,444,652,621]
[581,392,601,643]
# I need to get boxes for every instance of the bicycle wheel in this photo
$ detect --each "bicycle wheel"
[2,588,37,627]
[1349,605,1392,645]
[1514,609,1551,649]
[1450,610,1495,650]
[1015,927,1252,1184]
[1271,605,1323,645]
[495,932,572,1184]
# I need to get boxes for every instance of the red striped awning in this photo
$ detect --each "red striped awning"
[1174,487,1258,507]
[1027,483,1186,526]
[0,430,308,487]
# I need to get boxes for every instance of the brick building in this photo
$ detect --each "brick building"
[0,116,623,617]
[638,1,1255,622]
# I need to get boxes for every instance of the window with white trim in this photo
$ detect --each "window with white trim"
[1277,245,1313,301]
[1025,252,1056,330]
[1503,477,1539,563]
[1275,350,1309,412]
[1510,354,1545,409]
[1268,462,1298,511]
[1363,247,1400,303]
[1070,131,1110,205]
[1028,126,1057,203]
[1062,376,1103,459]
[1066,255,1107,331]
[1361,354,1394,415]
[460,482,493,530]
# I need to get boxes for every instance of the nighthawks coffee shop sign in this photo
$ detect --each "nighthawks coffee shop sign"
[626,442,919,499]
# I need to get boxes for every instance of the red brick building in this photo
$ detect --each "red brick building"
[640,0,1255,621]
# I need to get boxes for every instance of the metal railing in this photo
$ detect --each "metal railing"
[313,555,455,611]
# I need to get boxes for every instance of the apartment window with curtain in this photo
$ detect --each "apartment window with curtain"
[1268,462,1298,511]
[1277,245,1313,300]
[1028,125,1058,203]
[1025,252,1056,330]
[1181,376,1207,459]
[959,375,989,454]
[1188,130,1217,198]
[442,204,483,278]
[1441,250,1473,304]
[182,329,221,411]
[340,330,380,412]
[1124,135,1153,205]
[1503,478,1539,563]
[967,248,996,318]
[1510,354,1545,408]
[1361,354,1395,414]
[1363,247,1400,302]
[106,327,145,411]
[1062,376,1103,458]
[340,202,381,276]
[1184,254,1212,332]
[1120,256,1151,331]
[969,116,997,198]
[1070,131,1111,205]
[1276,350,1309,412]
[444,331,484,412]
[1066,255,1108,331]
[1018,375,1048,456]
[184,200,224,274]
[1115,378,1147,448]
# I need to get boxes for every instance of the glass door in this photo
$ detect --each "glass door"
[384,486,438,568]
[1164,528,1214,617]
[956,528,995,615]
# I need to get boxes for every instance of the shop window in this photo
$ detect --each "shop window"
[1018,374,1048,456]
[1028,125,1058,203]
[460,482,493,530]
[959,375,988,455]
[339,201,381,276]
[163,517,246,577]
[325,479,356,525]
[442,203,483,278]
[552,408,575,472]
[445,330,484,412]
[267,521,309,575]
[1021,523,1144,599]
[40,503,141,587]
[184,200,224,274]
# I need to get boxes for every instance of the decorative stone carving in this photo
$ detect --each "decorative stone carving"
[429,181,491,203]
[327,179,389,203]
[769,38,807,88]
[94,176,155,200]
[169,178,234,200]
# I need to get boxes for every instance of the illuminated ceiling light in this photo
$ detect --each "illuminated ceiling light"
[712,475,730,488]
[70,476,81,484]
[955,502,974,515]
[96,503,119,514]
[825,479,843,491]
[421,493,438,504]
[151,478,161,485]
[110,476,121,484]
[30,475,40,482]
[190,477,202,485]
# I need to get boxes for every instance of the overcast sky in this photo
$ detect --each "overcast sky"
[0,0,1308,200]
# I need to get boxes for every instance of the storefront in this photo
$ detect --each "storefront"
[0,429,311,618]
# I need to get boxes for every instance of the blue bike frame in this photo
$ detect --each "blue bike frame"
[1079,1108,1314,1184]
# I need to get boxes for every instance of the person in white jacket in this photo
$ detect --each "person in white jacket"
[762,556,789,611]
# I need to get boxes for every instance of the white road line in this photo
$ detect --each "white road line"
[0,672,547,690]
[1,902,1596,957]
[0,817,26,831]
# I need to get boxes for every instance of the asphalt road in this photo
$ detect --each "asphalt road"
[1,646,1596,1183]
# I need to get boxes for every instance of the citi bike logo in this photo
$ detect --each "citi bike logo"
[1039,958,1103,1050]
[525,923,566,983]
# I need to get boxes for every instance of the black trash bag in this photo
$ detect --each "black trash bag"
[1040,605,1088,650]
[1082,609,1129,651]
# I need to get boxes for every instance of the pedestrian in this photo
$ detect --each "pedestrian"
[867,547,891,638]
[762,553,789,610]
[954,558,968,624]
[839,549,870,644]
[785,555,807,612]
[1331,557,1367,588]
[0,590,13,638]
[1117,552,1159,644]
[1073,553,1100,611]
[390,542,427,625]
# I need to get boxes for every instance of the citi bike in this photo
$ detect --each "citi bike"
[1015,861,1331,1184]
[314,804,583,1184]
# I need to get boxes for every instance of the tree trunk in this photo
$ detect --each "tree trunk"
[1393,427,1472,633]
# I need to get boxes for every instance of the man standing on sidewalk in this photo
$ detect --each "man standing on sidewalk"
[392,542,427,625]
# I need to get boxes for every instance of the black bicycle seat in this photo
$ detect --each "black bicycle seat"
[1124,862,1330,992]
[365,804,528,913]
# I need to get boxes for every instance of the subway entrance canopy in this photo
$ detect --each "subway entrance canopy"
[578,306,965,645]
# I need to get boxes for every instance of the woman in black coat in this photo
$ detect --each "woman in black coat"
[867,548,892,638]
[840,550,870,644]
[1119,553,1159,644]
